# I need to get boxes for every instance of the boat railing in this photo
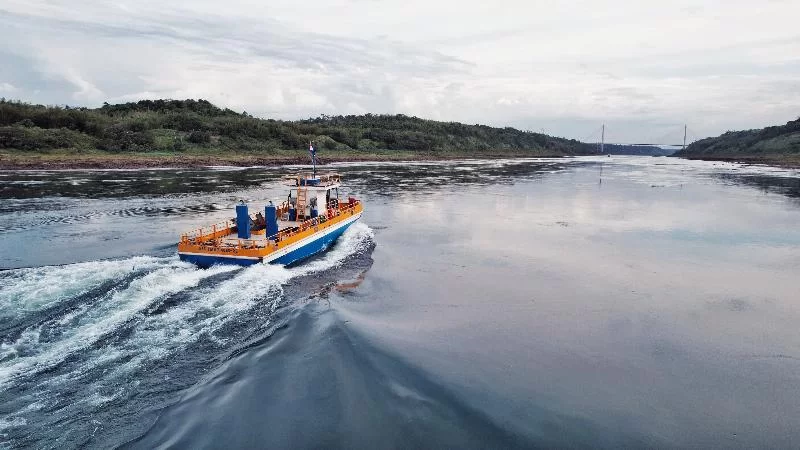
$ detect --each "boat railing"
[180,218,235,242]
[264,199,361,245]
[283,172,341,187]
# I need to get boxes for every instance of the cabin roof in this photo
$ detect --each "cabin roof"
[283,173,341,188]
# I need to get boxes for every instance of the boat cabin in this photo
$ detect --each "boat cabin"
[282,173,343,223]
[213,172,354,247]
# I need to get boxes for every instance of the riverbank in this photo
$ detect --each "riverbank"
[5,150,800,170]
[672,117,800,168]
[0,149,579,170]
[676,154,800,169]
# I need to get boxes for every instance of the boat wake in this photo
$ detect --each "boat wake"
[126,303,533,450]
[0,222,374,448]
[0,200,230,234]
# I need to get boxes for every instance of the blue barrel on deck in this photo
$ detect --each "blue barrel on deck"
[236,203,251,239]
[265,204,279,239]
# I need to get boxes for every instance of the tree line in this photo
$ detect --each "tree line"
[0,98,594,155]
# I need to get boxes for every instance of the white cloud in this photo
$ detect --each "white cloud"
[0,82,15,93]
[0,0,798,143]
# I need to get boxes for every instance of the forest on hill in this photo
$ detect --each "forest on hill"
[602,144,676,156]
[673,117,800,165]
[0,99,594,157]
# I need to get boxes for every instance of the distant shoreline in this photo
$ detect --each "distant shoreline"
[0,99,596,168]
[0,150,576,170]
[3,151,798,171]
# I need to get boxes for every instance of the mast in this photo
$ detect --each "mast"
[309,140,317,177]
[600,124,605,154]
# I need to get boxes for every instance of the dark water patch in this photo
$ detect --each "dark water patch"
[340,160,572,198]
[123,304,528,449]
[0,202,230,234]
[126,302,658,449]
[0,168,284,199]
[714,171,800,202]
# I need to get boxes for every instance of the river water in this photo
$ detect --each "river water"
[1,156,799,448]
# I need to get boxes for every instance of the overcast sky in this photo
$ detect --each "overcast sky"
[1,0,798,143]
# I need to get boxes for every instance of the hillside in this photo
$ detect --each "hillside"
[0,99,594,168]
[673,117,800,166]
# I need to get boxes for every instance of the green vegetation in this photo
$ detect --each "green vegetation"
[673,117,800,166]
[0,98,594,168]
[603,144,675,156]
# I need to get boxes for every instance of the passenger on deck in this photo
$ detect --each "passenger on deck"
[253,212,266,230]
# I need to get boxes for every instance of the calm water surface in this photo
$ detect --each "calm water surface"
[1,156,799,448]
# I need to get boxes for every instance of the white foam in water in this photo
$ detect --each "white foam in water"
[90,222,375,355]
[120,263,294,354]
[0,327,41,361]
[86,391,116,407]
[0,260,238,390]
[291,222,374,276]
[0,416,27,434]
[190,221,372,334]
[0,256,172,318]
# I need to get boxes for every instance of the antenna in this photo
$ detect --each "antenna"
[309,140,317,177]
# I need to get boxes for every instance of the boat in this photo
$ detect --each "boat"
[177,172,363,267]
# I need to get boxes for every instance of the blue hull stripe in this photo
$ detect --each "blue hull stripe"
[270,220,354,266]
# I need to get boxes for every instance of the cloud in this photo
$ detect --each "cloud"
[0,0,798,142]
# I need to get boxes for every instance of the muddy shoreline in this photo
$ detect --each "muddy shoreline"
[2,152,799,170]
[0,152,572,170]
[678,155,800,169]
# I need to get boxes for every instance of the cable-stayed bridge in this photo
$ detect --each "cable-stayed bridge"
[580,124,704,152]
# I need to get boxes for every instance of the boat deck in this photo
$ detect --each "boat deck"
[217,221,304,247]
